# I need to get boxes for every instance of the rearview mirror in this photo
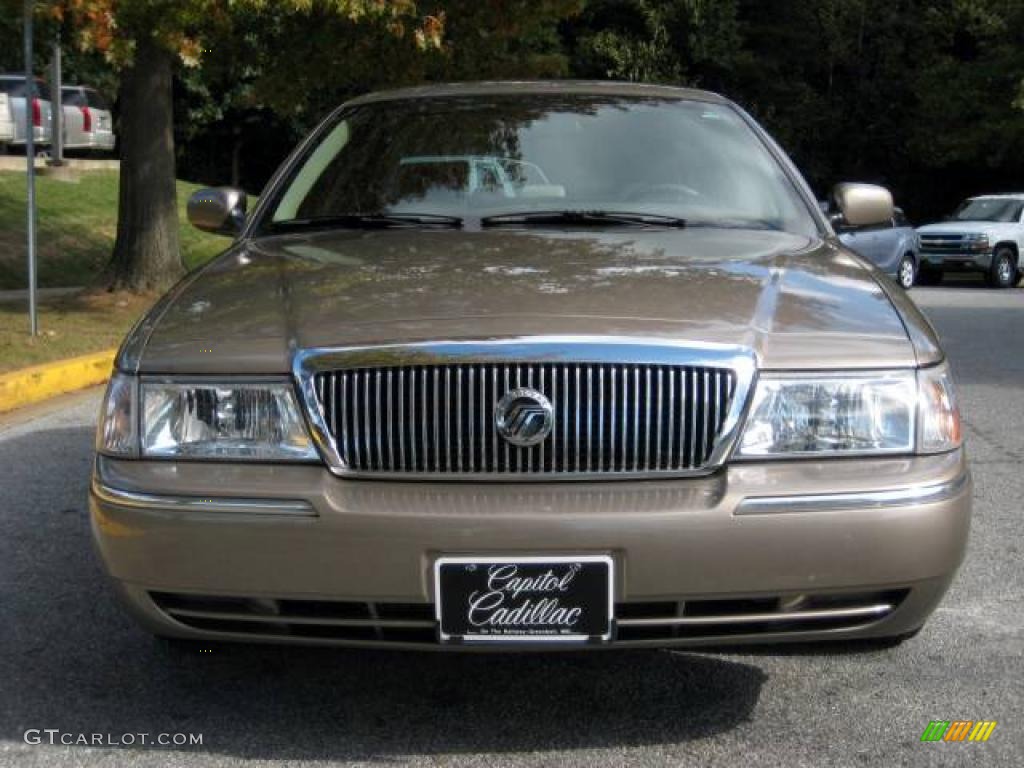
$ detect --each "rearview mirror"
[187,187,247,236]
[830,183,893,228]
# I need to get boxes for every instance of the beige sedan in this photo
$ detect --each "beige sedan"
[91,82,970,651]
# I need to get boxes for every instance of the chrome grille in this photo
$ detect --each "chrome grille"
[919,234,967,253]
[312,363,736,476]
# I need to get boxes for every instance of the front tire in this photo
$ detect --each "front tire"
[896,254,916,289]
[988,246,1017,289]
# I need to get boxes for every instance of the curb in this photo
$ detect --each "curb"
[0,349,116,413]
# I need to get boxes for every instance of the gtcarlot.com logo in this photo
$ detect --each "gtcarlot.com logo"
[920,720,997,743]
[24,730,203,747]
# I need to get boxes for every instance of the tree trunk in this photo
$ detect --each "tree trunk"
[107,38,183,292]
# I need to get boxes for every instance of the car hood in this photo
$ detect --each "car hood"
[917,220,1016,236]
[132,228,939,374]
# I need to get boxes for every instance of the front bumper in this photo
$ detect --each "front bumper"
[921,251,992,271]
[8,125,50,146]
[90,450,971,650]
[65,129,116,151]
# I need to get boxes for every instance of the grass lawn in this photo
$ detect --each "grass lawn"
[0,290,157,373]
[0,170,229,372]
[0,170,226,290]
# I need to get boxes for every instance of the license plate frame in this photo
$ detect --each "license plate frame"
[434,555,614,644]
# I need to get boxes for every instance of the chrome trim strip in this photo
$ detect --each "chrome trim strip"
[92,480,317,517]
[293,337,757,480]
[165,608,433,629]
[735,472,970,515]
[616,603,893,627]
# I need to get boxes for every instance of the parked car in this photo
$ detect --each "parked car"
[917,194,1024,288]
[0,74,52,151]
[830,202,920,289]
[0,87,13,147]
[91,82,969,652]
[60,84,116,153]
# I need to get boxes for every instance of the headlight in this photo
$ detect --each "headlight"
[963,233,990,251]
[141,380,318,460]
[737,372,917,457]
[737,364,961,458]
[917,363,962,453]
[96,375,319,461]
[96,372,138,457]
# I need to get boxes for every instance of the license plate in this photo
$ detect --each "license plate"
[435,555,614,643]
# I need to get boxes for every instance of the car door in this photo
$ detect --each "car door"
[870,218,904,274]
[838,222,884,265]
[891,209,919,272]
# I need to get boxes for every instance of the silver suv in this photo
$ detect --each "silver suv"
[0,75,53,151]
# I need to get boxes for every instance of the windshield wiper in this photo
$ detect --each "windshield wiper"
[686,217,783,232]
[271,212,463,231]
[480,210,687,228]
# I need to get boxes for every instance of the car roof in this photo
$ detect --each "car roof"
[344,80,729,108]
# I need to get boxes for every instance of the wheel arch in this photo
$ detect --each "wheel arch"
[993,241,1018,261]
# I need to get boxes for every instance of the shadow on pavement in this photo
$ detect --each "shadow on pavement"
[1,426,767,760]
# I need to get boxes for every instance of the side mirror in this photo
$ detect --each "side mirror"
[830,183,894,228]
[187,187,247,236]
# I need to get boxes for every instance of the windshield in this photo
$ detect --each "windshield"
[0,78,49,99]
[262,94,818,235]
[952,198,1023,223]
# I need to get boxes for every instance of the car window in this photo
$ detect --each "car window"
[265,94,820,236]
[86,89,111,110]
[0,78,29,97]
[62,88,87,107]
[0,78,49,99]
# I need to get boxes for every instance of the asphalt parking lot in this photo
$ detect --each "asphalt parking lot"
[1,278,1021,767]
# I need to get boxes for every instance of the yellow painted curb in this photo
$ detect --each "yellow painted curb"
[0,349,117,413]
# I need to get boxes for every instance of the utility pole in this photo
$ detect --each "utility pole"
[24,0,38,336]
[50,31,64,167]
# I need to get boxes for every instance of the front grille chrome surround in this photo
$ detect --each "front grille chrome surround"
[294,337,757,480]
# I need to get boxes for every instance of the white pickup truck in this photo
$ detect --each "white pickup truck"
[916,194,1024,288]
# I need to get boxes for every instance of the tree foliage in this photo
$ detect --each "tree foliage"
[2,0,1022,291]
[565,0,1024,218]
[40,0,445,290]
